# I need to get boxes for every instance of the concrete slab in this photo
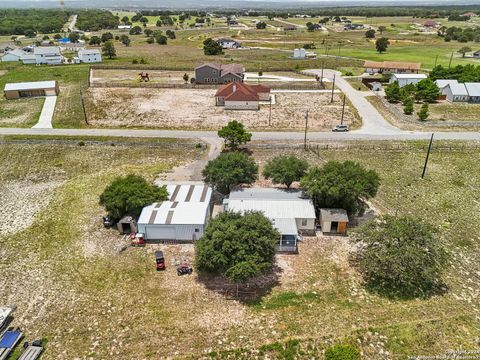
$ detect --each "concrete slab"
[32,96,57,129]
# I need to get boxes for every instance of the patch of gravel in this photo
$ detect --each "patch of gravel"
[0,180,64,236]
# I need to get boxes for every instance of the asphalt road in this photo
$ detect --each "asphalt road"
[0,69,479,142]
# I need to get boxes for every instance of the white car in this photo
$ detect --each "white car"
[332,125,349,132]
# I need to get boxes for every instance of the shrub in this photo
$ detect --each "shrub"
[325,344,361,360]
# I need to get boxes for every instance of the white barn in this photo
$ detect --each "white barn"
[389,73,427,87]
[78,49,102,63]
[137,183,212,242]
[224,188,316,252]
[34,46,63,65]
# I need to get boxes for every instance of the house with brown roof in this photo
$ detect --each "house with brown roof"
[364,61,421,74]
[423,20,439,28]
[215,82,271,110]
[194,63,245,84]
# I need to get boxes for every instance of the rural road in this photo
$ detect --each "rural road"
[0,68,479,142]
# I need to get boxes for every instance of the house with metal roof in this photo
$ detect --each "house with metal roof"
[465,83,480,103]
[224,188,316,252]
[389,73,427,87]
[364,61,421,74]
[34,46,63,65]
[1,48,26,62]
[77,49,102,63]
[435,79,459,91]
[4,81,59,100]
[137,183,213,242]
[443,82,469,102]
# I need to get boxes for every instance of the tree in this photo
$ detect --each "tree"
[203,37,223,55]
[99,174,168,219]
[182,73,189,83]
[129,26,142,35]
[165,29,176,39]
[365,29,376,39]
[144,28,153,37]
[458,46,472,58]
[403,97,414,115]
[139,16,149,27]
[351,216,448,299]
[202,152,258,194]
[325,344,361,360]
[155,34,168,45]
[218,120,252,150]
[101,32,113,43]
[121,15,130,24]
[375,37,390,53]
[378,25,387,34]
[120,34,131,46]
[415,79,440,103]
[68,32,80,43]
[301,161,380,215]
[102,40,116,59]
[263,155,309,189]
[256,21,267,29]
[385,81,402,103]
[89,35,101,45]
[417,103,429,121]
[195,211,279,282]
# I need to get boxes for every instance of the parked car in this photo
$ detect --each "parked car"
[155,251,165,271]
[332,124,349,132]
[102,216,115,228]
[177,264,193,276]
[131,233,145,247]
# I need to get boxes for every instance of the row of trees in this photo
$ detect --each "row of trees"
[386,80,438,120]
[438,25,480,43]
[429,64,480,82]
[0,9,69,35]
[76,10,119,32]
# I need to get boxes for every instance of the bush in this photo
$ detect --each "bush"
[352,216,449,299]
[99,174,168,220]
[217,120,252,150]
[325,344,361,360]
[195,211,279,282]
[263,155,309,189]
[203,37,223,55]
[417,103,429,121]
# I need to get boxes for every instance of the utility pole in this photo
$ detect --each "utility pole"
[331,74,336,103]
[80,89,88,125]
[304,110,309,150]
[421,133,434,179]
[320,62,324,88]
[448,52,453,69]
[341,94,346,125]
[268,96,272,126]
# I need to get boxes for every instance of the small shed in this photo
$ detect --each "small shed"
[117,216,137,234]
[4,81,59,100]
[319,208,349,235]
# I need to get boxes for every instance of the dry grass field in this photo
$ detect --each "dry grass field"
[85,88,358,130]
[1,138,479,359]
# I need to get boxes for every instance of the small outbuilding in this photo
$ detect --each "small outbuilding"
[137,183,213,242]
[4,81,59,100]
[117,216,138,234]
[389,73,427,87]
[319,208,349,235]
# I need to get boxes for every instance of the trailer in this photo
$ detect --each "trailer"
[0,328,23,360]
[0,307,15,335]
[18,340,44,360]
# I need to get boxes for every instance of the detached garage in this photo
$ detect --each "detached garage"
[319,208,349,235]
[137,183,212,242]
[4,81,59,100]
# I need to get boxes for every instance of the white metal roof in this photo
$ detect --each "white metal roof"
[271,218,298,235]
[447,82,468,96]
[435,79,458,89]
[33,46,61,55]
[166,184,212,203]
[319,208,349,222]
[78,49,101,55]
[391,73,427,79]
[138,201,209,225]
[2,48,26,58]
[465,82,480,97]
[4,81,57,92]
[226,199,316,219]
[229,188,308,201]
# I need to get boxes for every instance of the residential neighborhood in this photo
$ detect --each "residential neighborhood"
[1,4,480,360]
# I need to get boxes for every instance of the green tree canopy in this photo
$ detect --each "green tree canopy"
[101,40,116,59]
[417,103,429,121]
[129,25,143,35]
[89,35,101,45]
[218,120,252,150]
[195,211,279,282]
[385,80,401,103]
[365,29,376,38]
[203,37,223,55]
[100,32,113,42]
[458,46,472,57]
[99,174,168,219]
[202,151,258,194]
[415,78,440,103]
[301,160,380,215]
[263,155,309,189]
[375,37,390,53]
[351,216,449,299]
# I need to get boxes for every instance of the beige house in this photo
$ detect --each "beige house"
[4,81,59,100]
[215,82,270,110]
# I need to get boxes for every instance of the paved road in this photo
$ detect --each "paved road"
[32,96,57,129]
[305,69,401,135]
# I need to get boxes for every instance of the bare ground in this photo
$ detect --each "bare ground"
[85,88,356,130]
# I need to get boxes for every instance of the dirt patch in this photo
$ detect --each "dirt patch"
[86,88,356,130]
[0,180,64,236]
[91,69,194,85]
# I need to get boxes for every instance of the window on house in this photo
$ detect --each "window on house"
[195,228,199,232]
[301,219,308,226]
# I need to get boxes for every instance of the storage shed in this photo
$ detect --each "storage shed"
[4,81,59,99]
[137,183,212,242]
[319,208,349,235]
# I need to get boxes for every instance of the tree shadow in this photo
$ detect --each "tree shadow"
[196,264,283,304]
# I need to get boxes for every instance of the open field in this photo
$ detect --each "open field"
[0,96,43,127]
[1,139,479,359]
[423,101,480,122]
[85,87,358,130]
